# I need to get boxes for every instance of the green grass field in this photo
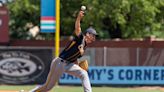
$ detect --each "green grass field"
[0,85,163,92]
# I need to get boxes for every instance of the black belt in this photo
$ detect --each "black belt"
[61,59,65,62]
[60,58,67,63]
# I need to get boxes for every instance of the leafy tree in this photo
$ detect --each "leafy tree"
[6,0,53,40]
[7,0,164,40]
[82,0,164,39]
[60,0,82,36]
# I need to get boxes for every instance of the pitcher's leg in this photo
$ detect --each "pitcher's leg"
[30,58,65,92]
[65,63,92,92]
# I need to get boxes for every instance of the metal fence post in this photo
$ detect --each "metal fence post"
[104,47,107,66]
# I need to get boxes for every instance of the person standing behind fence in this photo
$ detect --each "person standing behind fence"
[30,10,97,92]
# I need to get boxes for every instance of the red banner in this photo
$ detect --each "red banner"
[0,5,9,43]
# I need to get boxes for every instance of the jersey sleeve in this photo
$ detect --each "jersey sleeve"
[73,32,84,42]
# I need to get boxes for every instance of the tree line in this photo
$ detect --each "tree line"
[7,0,164,40]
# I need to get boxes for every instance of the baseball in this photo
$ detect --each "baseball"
[81,6,86,11]
[20,90,24,92]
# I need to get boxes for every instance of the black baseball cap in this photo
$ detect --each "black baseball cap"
[85,27,98,35]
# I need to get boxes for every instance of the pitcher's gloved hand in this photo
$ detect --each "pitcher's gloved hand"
[79,60,88,71]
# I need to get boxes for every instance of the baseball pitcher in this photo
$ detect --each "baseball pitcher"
[30,7,97,92]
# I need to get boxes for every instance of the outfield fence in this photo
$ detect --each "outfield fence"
[0,38,164,85]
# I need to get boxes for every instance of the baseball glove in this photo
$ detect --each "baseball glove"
[79,60,88,71]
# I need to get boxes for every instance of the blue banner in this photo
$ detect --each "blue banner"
[59,66,164,85]
[41,0,56,33]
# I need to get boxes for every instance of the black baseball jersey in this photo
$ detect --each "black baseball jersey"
[59,33,87,63]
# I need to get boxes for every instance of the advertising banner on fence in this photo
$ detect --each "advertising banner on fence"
[59,66,164,85]
[0,47,53,84]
